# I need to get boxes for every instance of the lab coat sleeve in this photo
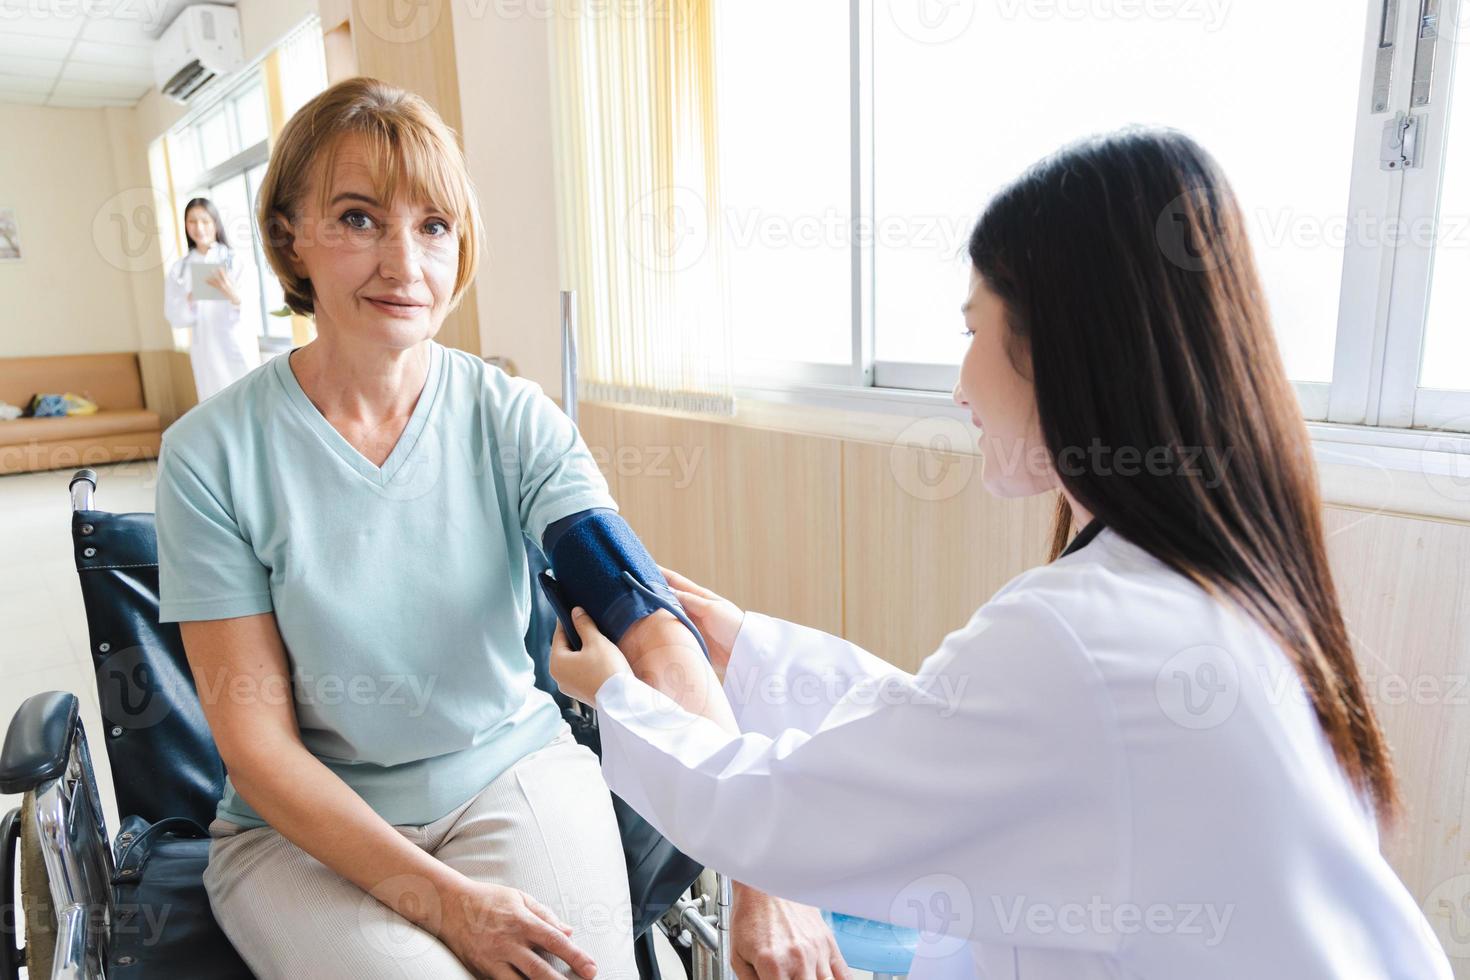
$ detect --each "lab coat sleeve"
[595,589,1128,952]
[222,250,245,326]
[163,259,197,329]
[722,612,915,737]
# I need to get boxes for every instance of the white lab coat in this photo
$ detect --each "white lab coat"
[594,527,1452,980]
[164,243,261,401]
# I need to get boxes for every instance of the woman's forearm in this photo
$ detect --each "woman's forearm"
[618,610,738,733]
[225,730,469,931]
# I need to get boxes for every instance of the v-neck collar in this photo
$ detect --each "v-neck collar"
[273,341,444,486]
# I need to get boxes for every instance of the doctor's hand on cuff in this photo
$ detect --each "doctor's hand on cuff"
[657,566,744,680]
[549,607,632,707]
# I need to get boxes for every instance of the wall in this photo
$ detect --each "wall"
[579,399,1468,972]
[0,105,144,358]
[450,0,564,396]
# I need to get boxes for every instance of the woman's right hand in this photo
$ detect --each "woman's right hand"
[436,878,597,980]
[659,566,745,678]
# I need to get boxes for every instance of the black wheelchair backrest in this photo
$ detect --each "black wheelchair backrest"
[73,508,227,828]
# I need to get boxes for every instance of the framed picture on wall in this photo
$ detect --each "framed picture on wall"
[0,208,20,262]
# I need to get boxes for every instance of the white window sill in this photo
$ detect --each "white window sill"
[722,380,1470,525]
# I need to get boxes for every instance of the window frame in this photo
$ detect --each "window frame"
[732,0,1470,452]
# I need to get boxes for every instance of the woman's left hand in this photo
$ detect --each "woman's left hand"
[549,607,631,706]
[206,268,242,306]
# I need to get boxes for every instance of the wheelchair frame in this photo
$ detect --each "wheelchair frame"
[1,468,736,980]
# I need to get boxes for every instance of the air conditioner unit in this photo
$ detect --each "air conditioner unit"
[152,4,245,105]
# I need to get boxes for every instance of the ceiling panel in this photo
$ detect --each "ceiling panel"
[70,39,152,67]
[59,60,151,85]
[0,73,56,94]
[0,0,241,108]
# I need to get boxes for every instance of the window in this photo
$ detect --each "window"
[718,0,1470,433]
[167,69,276,345]
[153,17,327,351]
[716,1,854,375]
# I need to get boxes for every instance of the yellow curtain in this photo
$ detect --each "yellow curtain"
[551,0,734,415]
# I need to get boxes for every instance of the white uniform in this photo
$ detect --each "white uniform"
[594,526,1452,980]
[164,243,261,401]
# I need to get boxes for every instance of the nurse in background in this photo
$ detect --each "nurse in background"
[164,197,261,401]
[550,128,1453,979]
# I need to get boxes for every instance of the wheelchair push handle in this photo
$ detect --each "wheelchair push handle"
[69,469,97,512]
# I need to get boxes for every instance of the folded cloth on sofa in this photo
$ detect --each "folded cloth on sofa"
[27,392,99,417]
[0,402,20,421]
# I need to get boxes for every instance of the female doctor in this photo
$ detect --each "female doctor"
[164,197,261,401]
[549,129,1453,979]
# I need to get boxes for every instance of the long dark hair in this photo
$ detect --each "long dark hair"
[183,197,230,252]
[968,127,1398,823]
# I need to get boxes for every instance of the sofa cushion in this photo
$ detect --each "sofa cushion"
[0,409,161,447]
[0,353,146,411]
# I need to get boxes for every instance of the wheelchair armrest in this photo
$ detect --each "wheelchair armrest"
[0,691,80,794]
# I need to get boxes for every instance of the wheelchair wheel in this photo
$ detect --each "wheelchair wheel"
[19,794,56,980]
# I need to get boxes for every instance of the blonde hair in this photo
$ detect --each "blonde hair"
[256,76,481,317]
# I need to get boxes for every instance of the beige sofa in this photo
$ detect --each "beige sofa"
[0,353,162,476]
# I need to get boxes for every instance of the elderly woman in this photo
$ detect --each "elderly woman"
[155,77,846,980]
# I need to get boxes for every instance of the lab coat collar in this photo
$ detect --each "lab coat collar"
[1060,517,1105,558]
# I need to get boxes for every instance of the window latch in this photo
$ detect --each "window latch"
[1380,111,1425,170]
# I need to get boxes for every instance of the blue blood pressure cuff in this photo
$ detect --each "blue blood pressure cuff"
[541,508,708,659]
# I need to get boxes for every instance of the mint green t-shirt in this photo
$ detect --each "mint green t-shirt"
[155,340,614,830]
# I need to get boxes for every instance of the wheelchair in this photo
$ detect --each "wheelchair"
[0,468,736,980]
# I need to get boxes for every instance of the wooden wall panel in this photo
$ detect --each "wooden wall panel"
[577,402,621,501]
[601,407,843,634]
[711,424,843,634]
[1323,506,1470,957]
[839,441,1053,671]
